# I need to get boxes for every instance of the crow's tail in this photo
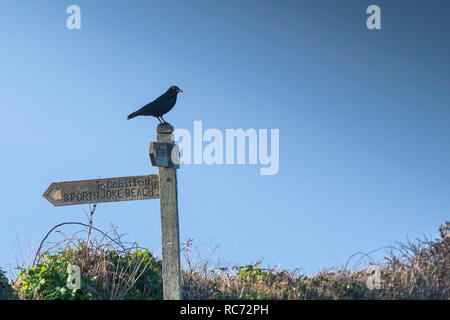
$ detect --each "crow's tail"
[127,111,139,120]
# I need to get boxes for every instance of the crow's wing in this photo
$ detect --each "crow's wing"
[127,90,177,120]
[136,93,170,114]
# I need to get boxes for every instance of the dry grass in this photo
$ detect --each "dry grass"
[181,222,449,300]
[9,205,449,300]
[12,205,162,300]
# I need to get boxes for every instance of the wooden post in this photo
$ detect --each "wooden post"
[153,123,182,300]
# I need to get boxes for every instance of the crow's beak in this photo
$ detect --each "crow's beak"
[177,89,183,93]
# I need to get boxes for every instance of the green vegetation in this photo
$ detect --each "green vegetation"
[4,221,449,300]
[183,222,450,300]
[0,268,16,300]
[14,254,95,300]
[13,245,162,300]
[181,221,449,300]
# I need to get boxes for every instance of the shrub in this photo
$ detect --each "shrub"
[181,222,450,300]
[14,245,162,300]
[14,255,95,300]
[0,268,16,300]
[13,205,163,300]
[13,204,449,300]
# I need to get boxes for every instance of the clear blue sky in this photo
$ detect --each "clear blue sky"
[0,0,449,276]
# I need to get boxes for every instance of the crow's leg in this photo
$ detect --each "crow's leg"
[156,116,163,124]
[161,116,168,124]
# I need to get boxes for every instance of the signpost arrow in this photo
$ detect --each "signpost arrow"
[43,175,159,206]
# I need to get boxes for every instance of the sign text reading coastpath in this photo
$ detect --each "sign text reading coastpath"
[43,175,159,206]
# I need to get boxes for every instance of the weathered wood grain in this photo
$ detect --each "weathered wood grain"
[43,175,159,206]
[155,123,182,300]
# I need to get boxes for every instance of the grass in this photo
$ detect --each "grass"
[181,221,449,299]
[3,208,449,300]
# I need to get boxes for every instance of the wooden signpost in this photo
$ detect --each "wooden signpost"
[152,123,182,301]
[43,175,159,206]
[43,123,182,300]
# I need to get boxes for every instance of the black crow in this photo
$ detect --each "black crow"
[127,86,183,123]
